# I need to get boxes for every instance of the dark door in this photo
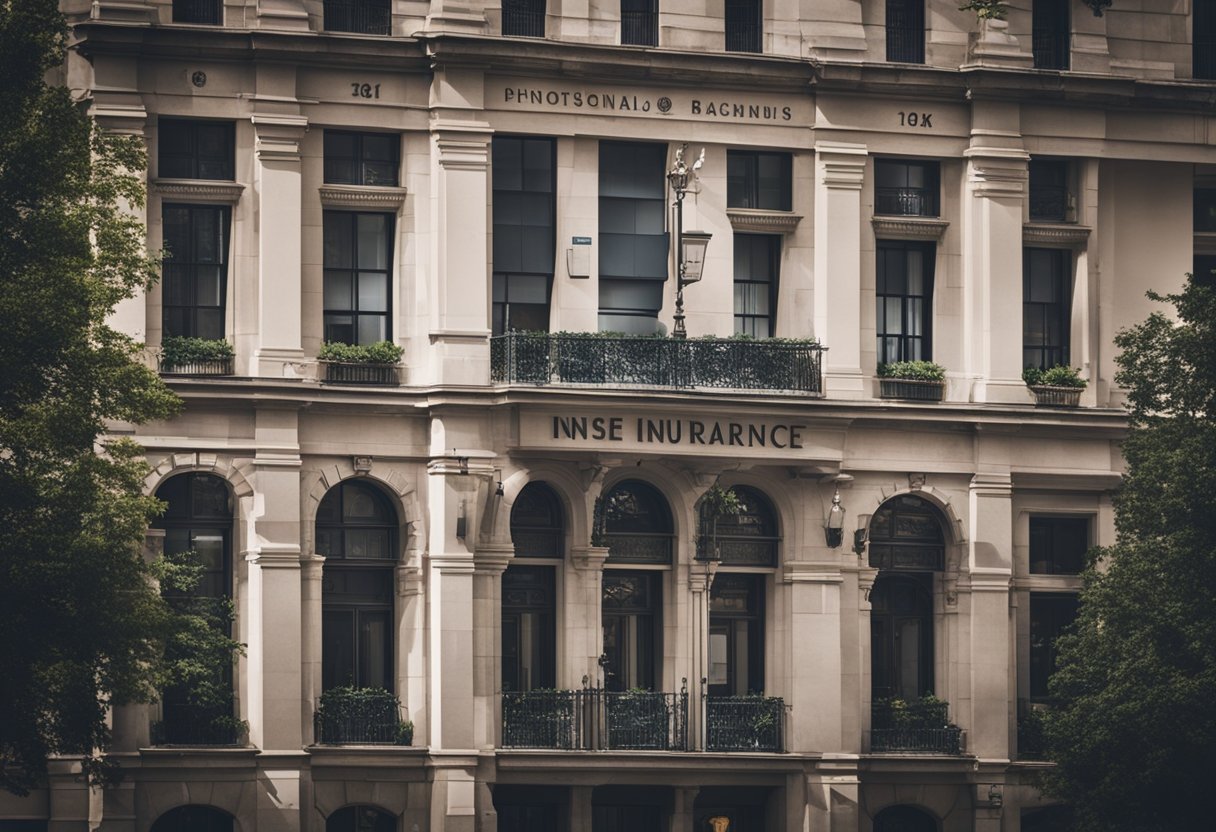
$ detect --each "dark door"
[870,574,934,700]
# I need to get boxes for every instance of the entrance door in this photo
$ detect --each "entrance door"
[707,574,764,696]
[870,573,933,700]
[602,571,659,691]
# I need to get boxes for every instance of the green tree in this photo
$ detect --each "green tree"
[0,0,183,794]
[1041,275,1216,831]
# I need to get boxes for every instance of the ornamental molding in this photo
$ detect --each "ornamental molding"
[152,179,245,203]
[727,209,803,234]
[1023,223,1092,246]
[318,184,408,208]
[871,216,949,240]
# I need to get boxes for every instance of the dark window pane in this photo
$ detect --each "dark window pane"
[727,151,792,211]
[734,234,780,338]
[886,0,925,63]
[323,212,393,345]
[874,159,939,217]
[876,241,934,364]
[1032,0,1070,70]
[161,204,230,339]
[1030,594,1079,699]
[1029,517,1088,575]
[323,130,399,187]
[1022,247,1070,369]
[158,119,234,180]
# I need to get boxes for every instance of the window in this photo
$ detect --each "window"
[1029,593,1079,700]
[502,566,556,692]
[1196,0,1216,80]
[1030,516,1087,575]
[701,485,778,566]
[727,151,792,211]
[870,573,934,700]
[602,572,660,691]
[733,234,780,338]
[725,0,762,53]
[162,204,230,340]
[493,137,555,335]
[603,479,674,565]
[1023,247,1071,370]
[325,807,395,832]
[1194,254,1216,287]
[324,131,399,187]
[708,574,764,696]
[502,0,545,37]
[323,212,393,345]
[1032,0,1070,70]
[1195,188,1216,232]
[885,0,925,64]
[1029,160,1072,222]
[323,0,391,35]
[876,241,934,364]
[874,159,939,217]
[591,787,667,832]
[172,0,221,25]
[868,494,945,572]
[621,0,657,46]
[158,119,234,180]
[598,142,668,334]
[494,787,567,832]
[510,481,564,557]
[318,481,398,691]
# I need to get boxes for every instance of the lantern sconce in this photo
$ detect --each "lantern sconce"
[824,487,846,548]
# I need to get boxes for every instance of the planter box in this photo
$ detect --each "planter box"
[1029,385,1082,407]
[159,357,234,376]
[321,361,400,386]
[879,378,944,401]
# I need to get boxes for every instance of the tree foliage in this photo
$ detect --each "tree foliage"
[1040,276,1216,831]
[0,0,183,794]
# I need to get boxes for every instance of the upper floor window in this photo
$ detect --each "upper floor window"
[323,0,391,35]
[1195,188,1216,232]
[700,485,779,566]
[323,212,393,345]
[162,204,230,340]
[1196,0,1216,80]
[727,150,792,211]
[874,159,939,217]
[1029,516,1088,575]
[734,234,780,338]
[598,142,668,334]
[493,136,555,335]
[876,240,934,365]
[603,479,673,565]
[1029,160,1073,222]
[725,0,762,53]
[503,0,546,37]
[324,131,399,187]
[886,0,925,64]
[326,807,396,832]
[1029,593,1079,700]
[1032,0,1070,70]
[173,0,222,25]
[159,119,234,181]
[1023,247,1071,370]
[621,0,658,46]
[510,481,564,557]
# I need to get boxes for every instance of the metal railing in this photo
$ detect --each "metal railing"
[1030,185,1071,222]
[1033,30,1069,70]
[323,0,391,35]
[172,0,222,24]
[159,356,234,376]
[874,186,938,217]
[502,0,545,37]
[321,361,400,385]
[705,696,785,752]
[870,698,965,755]
[501,682,688,751]
[885,0,925,64]
[314,708,404,745]
[490,332,824,395]
[151,707,241,746]
[620,10,658,47]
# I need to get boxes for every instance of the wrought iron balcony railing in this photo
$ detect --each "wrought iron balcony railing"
[323,0,391,35]
[705,696,785,752]
[502,0,545,37]
[1030,185,1072,222]
[321,361,400,385]
[870,698,965,755]
[172,0,222,24]
[620,10,658,47]
[159,356,234,376]
[313,688,409,745]
[490,332,824,395]
[501,683,688,751]
[151,705,242,746]
[875,186,938,217]
[1032,29,1069,70]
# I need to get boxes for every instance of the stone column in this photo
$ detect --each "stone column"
[47,758,90,832]
[857,565,879,750]
[429,754,479,832]
[299,554,324,745]
[565,546,609,688]
[813,143,867,399]
[568,786,594,832]
[256,0,310,31]
[671,786,698,832]
[251,112,308,378]
[966,473,1013,760]
[473,545,512,749]
[687,560,716,751]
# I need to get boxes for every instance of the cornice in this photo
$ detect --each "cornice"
[727,209,803,234]
[319,184,408,208]
[151,179,245,202]
[871,217,949,240]
[1023,223,1092,246]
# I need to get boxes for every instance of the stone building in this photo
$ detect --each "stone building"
[3,0,1214,830]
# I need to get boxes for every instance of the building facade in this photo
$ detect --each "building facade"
[5,0,1215,830]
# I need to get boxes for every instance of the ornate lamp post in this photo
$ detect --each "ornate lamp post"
[667,145,711,339]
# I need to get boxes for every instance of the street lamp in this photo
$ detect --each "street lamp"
[667,144,711,338]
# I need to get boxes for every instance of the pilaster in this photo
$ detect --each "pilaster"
[783,559,844,752]
[300,554,324,745]
[255,0,311,31]
[966,473,1013,760]
[425,0,488,34]
[472,544,512,750]
[687,559,717,750]
[565,546,610,687]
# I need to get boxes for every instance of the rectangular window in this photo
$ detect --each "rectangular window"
[874,158,939,217]
[1195,188,1216,232]
[708,574,765,696]
[502,0,546,37]
[1029,593,1079,700]
[158,119,234,181]
[1032,0,1070,70]
[725,0,762,53]
[1023,247,1071,369]
[602,571,660,692]
[1195,254,1216,287]
[323,0,391,35]
[1029,516,1088,575]
[598,142,668,334]
[734,234,780,337]
[1029,160,1072,222]
[324,131,399,187]
[1196,0,1216,80]
[172,0,222,24]
[323,211,394,345]
[621,0,657,46]
[727,151,792,211]
[876,241,934,364]
[492,136,555,335]
[886,0,925,64]
[162,204,230,340]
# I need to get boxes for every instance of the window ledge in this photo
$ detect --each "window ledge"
[151,179,244,203]
[726,209,802,234]
[1023,223,1091,246]
[319,184,408,208]
[871,216,949,240]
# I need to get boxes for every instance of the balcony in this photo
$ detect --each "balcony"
[704,695,785,752]
[320,361,400,385]
[501,685,688,751]
[151,705,243,746]
[621,10,658,47]
[323,0,391,35]
[870,697,965,755]
[502,0,545,37]
[313,687,412,745]
[490,332,824,395]
[875,187,938,218]
[172,0,221,24]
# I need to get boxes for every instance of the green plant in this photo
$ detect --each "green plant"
[878,360,946,381]
[397,720,414,745]
[318,340,404,364]
[316,685,409,744]
[959,0,1008,20]
[696,483,745,558]
[160,336,234,367]
[1023,365,1087,388]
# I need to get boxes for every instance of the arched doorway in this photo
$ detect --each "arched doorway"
[150,805,235,832]
[873,805,937,832]
[503,481,563,692]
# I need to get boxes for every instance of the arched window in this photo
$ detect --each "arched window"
[871,573,934,701]
[326,805,396,832]
[150,805,235,832]
[873,805,937,832]
[502,482,562,694]
[700,485,778,566]
[319,481,399,691]
[868,494,945,571]
[603,479,673,565]
[511,481,564,558]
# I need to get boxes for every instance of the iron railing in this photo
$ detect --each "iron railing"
[874,186,938,217]
[885,0,925,64]
[1032,30,1069,71]
[501,683,688,751]
[151,706,241,746]
[870,699,965,755]
[314,707,404,745]
[323,0,391,35]
[172,0,222,24]
[621,10,658,47]
[705,696,785,752]
[502,0,545,37]
[502,689,584,749]
[1030,185,1071,222]
[724,0,761,54]
[490,333,824,395]
[321,361,400,385]
[159,356,234,376]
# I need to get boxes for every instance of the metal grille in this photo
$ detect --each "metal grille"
[322,361,400,386]
[159,356,234,376]
[502,0,546,37]
[870,699,964,754]
[621,9,658,46]
[152,709,241,746]
[885,0,925,64]
[724,0,761,53]
[172,0,222,24]
[323,0,391,35]
[874,187,937,217]
[501,684,689,751]
[314,698,405,744]
[705,696,785,752]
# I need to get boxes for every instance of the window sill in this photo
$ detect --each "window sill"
[726,209,802,234]
[151,179,244,203]
[319,184,408,209]
[871,216,948,240]
[1023,224,1091,246]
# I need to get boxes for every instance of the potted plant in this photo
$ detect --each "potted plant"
[1024,365,1086,406]
[877,361,946,401]
[318,340,404,385]
[314,685,411,745]
[159,336,235,375]
[959,0,1008,19]
[695,483,743,560]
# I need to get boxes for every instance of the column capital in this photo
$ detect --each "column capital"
[970,472,1013,497]
[473,544,514,576]
[570,545,611,572]
[815,142,867,190]
[251,113,309,162]
[430,551,475,575]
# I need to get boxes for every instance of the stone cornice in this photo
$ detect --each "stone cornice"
[871,217,949,240]
[1023,223,1092,246]
[319,184,408,208]
[727,209,803,234]
[152,179,245,203]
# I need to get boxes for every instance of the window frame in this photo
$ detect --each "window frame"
[172,0,223,25]
[1032,0,1070,70]
[1195,0,1216,80]
[158,118,235,181]
[502,0,546,37]
[161,202,231,341]
[322,0,391,36]
[620,0,658,47]
[727,150,792,212]
[725,0,762,54]
[323,130,401,187]
[873,158,940,218]
[885,0,925,64]
[732,233,781,339]
[322,210,395,346]
[492,136,557,335]
[875,240,935,365]
[707,573,765,696]
[1022,246,1072,370]
[1029,515,1088,575]
[1028,159,1073,223]
[1029,592,1080,701]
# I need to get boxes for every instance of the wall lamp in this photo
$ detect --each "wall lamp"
[667,144,711,339]
[987,785,1003,809]
[824,487,846,548]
